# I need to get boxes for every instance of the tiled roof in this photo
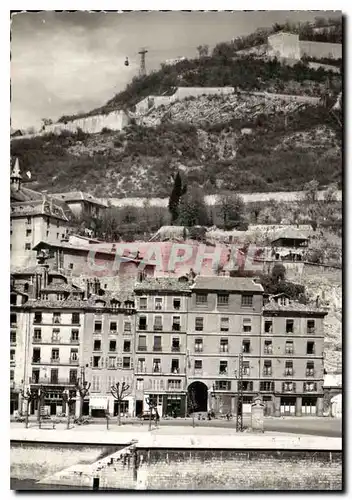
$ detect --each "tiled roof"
[191,276,264,292]
[11,199,69,221]
[41,283,83,293]
[134,277,191,293]
[24,297,87,309]
[10,185,42,202]
[263,301,328,314]
[11,265,43,275]
[271,228,308,242]
[86,291,135,308]
[52,191,108,207]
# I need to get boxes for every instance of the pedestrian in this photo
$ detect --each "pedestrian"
[155,410,160,426]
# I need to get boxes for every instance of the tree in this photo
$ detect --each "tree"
[75,375,91,419]
[324,182,338,203]
[271,263,286,283]
[197,44,209,58]
[178,186,208,227]
[146,395,157,431]
[19,387,38,428]
[111,381,131,426]
[168,171,187,223]
[303,179,319,203]
[218,194,246,230]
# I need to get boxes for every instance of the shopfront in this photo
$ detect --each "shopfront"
[89,396,108,418]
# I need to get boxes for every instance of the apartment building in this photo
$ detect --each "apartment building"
[82,287,136,417]
[187,276,264,416]
[24,271,86,416]
[262,294,328,416]
[134,277,191,417]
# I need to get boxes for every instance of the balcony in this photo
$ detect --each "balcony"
[51,337,61,344]
[282,387,296,393]
[306,370,315,377]
[137,345,147,351]
[70,339,79,345]
[172,325,181,332]
[220,348,229,354]
[136,367,147,374]
[29,377,77,386]
[307,328,316,335]
[32,337,42,343]
[154,326,163,332]
[138,324,147,331]
[33,320,42,325]
[50,357,60,364]
[171,346,180,352]
[263,349,272,355]
[284,369,294,376]
[170,368,180,375]
[32,358,41,364]
[153,346,162,352]
[69,358,79,365]
[263,369,272,376]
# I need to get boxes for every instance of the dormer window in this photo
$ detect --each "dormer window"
[57,293,64,301]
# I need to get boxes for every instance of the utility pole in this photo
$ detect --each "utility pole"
[138,48,148,77]
[236,354,244,432]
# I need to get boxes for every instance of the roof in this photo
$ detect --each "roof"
[52,191,108,208]
[191,276,264,292]
[263,300,328,314]
[10,185,43,202]
[134,277,191,293]
[24,297,87,309]
[271,229,308,242]
[41,283,83,293]
[11,199,69,221]
[86,291,135,307]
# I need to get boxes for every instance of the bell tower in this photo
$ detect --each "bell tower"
[10,158,22,192]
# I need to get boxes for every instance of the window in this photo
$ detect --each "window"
[264,320,273,333]
[153,336,162,351]
[33,328,41,341]
[217,293,229,307]
[172,337,180,352]
[195,317,204,331]
[219,360,228,374]
[153,358,161,373]
[138,336,147,351]
[70,348,78,361]
[108,356,116,369]
[26,229,32,237]
[139,297,147,310]
[242,318,252,333]
[11,313,17,326]
[172,316,181,331]
[71,313,80,325]
[238,381,253,391]
[173,298,181,310]
[10,349,15,361]
[92,376,101,392]
[282,382,296,393]
[32,347,41,362]
[93,356,101,368]
[154,316,163,331]
[69,263,74,270]
[10,294,16,306]
[307,341,315,355]
[10,370,14,381]
[124,321,131,333]
[26,216,31,225]
[51,348,59,361]
[56,233,59,239]
[109,340,116,352]
[196,293,208,306]
[34,312,42,324]
[138,316,147,330]
[286,320,294,334]
[304,382,317,392]
[241,294,253,307]
[220,317,229,332]
[53,312,61,324]
[306,361,314,376]
[51,329,60,341]
[285,341,294,354]
[25,243,31,250]
[220,338,228,353]
[50,369,58,384]
[242,340,251,353]
[260,381,274,392]
[94,339,101,351]
[242,361,250,376]
[155,297,163,310]
[264,340,272,354]
[194,359,202,372]
[136,378,144,391]
[56,220,60,228]
[69,370,77,384]
[215,380,231,391]
[307,320,315,334]
[171,359,179,374]
[46,231,49,237]
[71,329,79,342]
[137,358,145,373]
[94,321,102,333]
[168,379,181,390]
[123,340,131,352]
[123,357,131,369]
[10,330,16,344]
[31,369,40,384]
[110,321,117,333]
[285,360,293,376]
[263,360,272,376]
[195,338,203,352]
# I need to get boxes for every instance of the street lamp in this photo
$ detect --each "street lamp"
[62,389,74,429]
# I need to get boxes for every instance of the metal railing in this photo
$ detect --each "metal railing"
[29,377,77,385]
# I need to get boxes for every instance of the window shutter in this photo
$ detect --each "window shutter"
[130,359,134,369]
[90,357,92,367]
[293,382,296,392]
[282,382,285,392]
[117,357,122,368]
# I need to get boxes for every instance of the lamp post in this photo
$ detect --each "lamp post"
[62,389,74,429]
[19,387,35,429]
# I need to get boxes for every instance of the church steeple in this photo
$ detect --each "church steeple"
[11,158,22,191]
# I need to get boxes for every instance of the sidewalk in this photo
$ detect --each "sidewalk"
[10,423,342,451]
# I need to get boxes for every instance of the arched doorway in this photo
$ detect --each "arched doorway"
[187,381,208,413]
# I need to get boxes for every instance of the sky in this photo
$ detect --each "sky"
[10,10,341,131]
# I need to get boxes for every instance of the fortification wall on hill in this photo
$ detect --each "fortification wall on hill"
[300,41,342,60]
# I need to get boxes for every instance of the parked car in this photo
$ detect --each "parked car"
[140,411,155,421]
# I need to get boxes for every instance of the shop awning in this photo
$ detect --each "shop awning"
[90,396,108,410]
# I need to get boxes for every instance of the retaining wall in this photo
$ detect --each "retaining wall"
[300,41,342,60]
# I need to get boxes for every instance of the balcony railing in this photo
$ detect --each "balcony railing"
[263,348,272,354]
[195,347,203,353]
[284,369,294,376]
[70,339,79,344]
[33,319,42,325]
[220,347,229,353]
[263,369,272,376]
[307,328,316,334]
[50,357,60,363]
[32,337,42,343]
[306,369,315,376]
[136,367,147,373]
[69,358,79,365]
[51,337,61,343]
[153,346,162,352]
[171,346,180,352]
[170,368,180,374]
[138,325,147,331]
[29,377,77,386]
[282,387,296,393]
[172,325,181,332]
[32,359,41,364]
[137,345,147,351]
[154,325,163,331]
